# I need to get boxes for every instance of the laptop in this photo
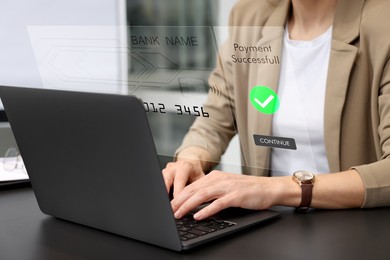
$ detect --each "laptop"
[0,86,280,251]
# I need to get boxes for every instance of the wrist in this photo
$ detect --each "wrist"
[271,176,302,207]
[176,146,214,172]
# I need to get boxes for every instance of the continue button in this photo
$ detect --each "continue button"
[253,135,297,150]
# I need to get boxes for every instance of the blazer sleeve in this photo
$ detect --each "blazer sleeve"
[353,57,390,208]
[174,11,240,163]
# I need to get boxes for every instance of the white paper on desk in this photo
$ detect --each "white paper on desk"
[0,161,29,182]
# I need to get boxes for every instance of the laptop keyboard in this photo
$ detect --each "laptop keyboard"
[176,215,236,241]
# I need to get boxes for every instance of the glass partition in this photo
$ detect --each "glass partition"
[25,1,322,176]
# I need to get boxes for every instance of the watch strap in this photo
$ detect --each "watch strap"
[298,183,313,211]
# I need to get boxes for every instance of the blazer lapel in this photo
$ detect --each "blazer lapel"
[247,1,290,176]
[324,0,365,172]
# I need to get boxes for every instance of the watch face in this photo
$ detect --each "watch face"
[294,171,315,182]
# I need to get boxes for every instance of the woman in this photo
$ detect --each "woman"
[163,0,390,220]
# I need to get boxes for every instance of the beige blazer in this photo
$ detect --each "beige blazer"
[176,0,390,208]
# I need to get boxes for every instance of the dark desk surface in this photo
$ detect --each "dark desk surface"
[1,186,390,260]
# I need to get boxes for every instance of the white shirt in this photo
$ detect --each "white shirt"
[270,26,332,176]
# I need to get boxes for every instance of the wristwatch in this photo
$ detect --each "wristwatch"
[292,171,315,212]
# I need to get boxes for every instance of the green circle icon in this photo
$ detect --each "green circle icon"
[249,86,280,114]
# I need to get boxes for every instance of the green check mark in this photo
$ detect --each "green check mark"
[249,86,280,114]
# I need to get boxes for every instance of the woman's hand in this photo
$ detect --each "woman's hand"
[162,159,206,198]
[171,170,288,221]
[162,147,214,198]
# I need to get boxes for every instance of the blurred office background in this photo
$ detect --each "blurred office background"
[0,0,240,171]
